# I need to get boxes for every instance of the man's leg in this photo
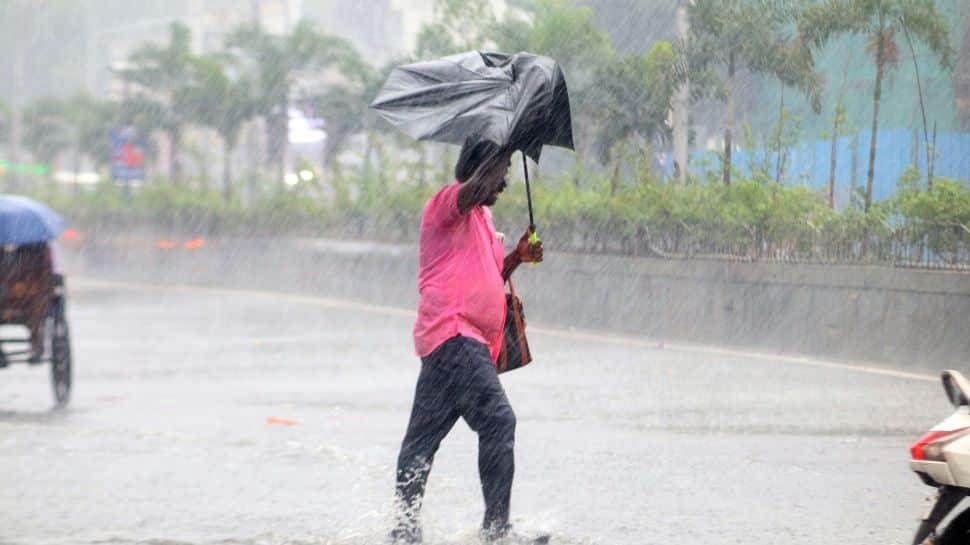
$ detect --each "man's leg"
[393,339,463,542]
[453,340,516,539]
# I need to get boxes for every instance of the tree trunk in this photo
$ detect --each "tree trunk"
[320,126,345,182]
[828,111,840,209]
[866,50,885,213]
[72,131,81,199]
[723,53,735,187]
[957,7,970,131]
[610,156,620,196]
[361,130,373,178]
[902,27,932,190]
[222,137,233,203]
[775,85,785,184]
[267,93,289,186]
[169,125,181,184]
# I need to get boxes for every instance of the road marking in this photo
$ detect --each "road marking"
[73,277,938,383]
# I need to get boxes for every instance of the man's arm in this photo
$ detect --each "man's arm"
[502,251,522,281]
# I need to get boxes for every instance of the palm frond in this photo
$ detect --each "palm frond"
[895,0,956,70]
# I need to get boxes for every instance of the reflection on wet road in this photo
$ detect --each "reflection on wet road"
[0,279,948,545]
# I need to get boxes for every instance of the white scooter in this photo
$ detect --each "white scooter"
[910,370,970,544]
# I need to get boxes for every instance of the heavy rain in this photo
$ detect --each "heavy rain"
[0,1,969,544]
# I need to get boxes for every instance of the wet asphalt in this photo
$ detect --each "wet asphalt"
[0,278,953,545]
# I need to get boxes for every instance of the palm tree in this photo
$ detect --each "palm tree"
[414,0,498,58]
[21,93,116,177]
[21,98,73,167]
[182,55,256,200]
[225,21,360,183]
[685,0,822,186]
[590,42,680,188]
[800,0,954,212]
[304,53,395,179]
[64,93,116,171]
[116,22,195,183]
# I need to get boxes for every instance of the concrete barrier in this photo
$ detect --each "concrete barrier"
[64,235,970,370]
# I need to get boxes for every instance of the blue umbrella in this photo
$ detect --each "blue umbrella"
[0,195,66,245]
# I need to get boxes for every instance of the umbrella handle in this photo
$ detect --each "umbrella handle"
[523,155,540,266]
[529,229,540,266]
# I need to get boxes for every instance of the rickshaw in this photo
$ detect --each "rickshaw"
[0,196,72,406]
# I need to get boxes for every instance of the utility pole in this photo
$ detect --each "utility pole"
[672,0,690,184]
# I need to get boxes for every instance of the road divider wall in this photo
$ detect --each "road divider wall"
[63,234,970,370]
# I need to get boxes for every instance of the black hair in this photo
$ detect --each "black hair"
[454,139,504,182]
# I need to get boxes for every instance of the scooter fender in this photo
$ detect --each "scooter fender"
[912,487,966,545]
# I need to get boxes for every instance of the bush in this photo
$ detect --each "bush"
[16,163,970,266]
[890,167,970,262]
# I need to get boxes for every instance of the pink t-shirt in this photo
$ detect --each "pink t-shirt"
[413,182,507,363]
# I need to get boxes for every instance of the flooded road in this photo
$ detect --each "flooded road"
[0,279,948,545]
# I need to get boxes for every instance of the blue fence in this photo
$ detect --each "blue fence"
[680,130,970,206]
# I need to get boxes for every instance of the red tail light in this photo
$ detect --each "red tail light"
[911,427,970,461]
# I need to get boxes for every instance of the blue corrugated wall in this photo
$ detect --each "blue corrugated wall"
[679,131,970,206]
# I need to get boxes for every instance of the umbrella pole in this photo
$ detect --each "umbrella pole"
[523,154,538,245]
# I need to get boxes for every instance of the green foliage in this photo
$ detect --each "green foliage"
[225,20,364,172]
[488,0,673,165]
[21,93,115,168]
[182,55,255,151]
[800,0,955,69]
[681,0,824,186]
[686,0,823,111]
[799,0,956,211]
[415,0,498,57]
[115,22,197,179]
[891,166,970,258]
[587,41,679,165]
[29,158,970,265]
[21,97,73,165]
[11,0,966,267]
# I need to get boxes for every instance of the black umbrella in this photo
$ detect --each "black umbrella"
[370,51,574,235]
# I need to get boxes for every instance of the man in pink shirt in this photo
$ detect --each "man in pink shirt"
[391,140,544,544]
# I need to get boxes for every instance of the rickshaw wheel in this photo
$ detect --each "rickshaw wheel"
[50,314,71,407]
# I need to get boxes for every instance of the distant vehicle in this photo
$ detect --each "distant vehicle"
[910,370,970,544]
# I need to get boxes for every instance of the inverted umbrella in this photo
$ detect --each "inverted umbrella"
[0,195,66,245]
[371,51,574,236]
